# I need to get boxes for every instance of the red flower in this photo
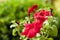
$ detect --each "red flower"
[28,4,38,13]
[34,9,54,23]
[39,10,54,16]
[22,23,33,35]
[33,21,42,33]
[34,12,47,23]
[22,28,29,36]
[27,29,36,38]
[22,9,54,38]
[28,4,38,18]
[22,23,37,38]
[39,10,50,16]
[22,21,42,38]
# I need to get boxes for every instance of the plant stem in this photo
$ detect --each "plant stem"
[17,25,20,36]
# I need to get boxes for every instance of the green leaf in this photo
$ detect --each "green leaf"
[43,20,49,29]
[49,25,58,37]
[12,28,17,36]
[48,38,54,40]
[10,23,18,28]
[40,36,45,40]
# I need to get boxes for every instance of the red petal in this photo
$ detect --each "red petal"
[27,29,36,38]
[22,28,29,36]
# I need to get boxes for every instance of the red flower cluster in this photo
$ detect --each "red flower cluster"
[28,4,38,18]
[28,4,38,13]
[21,5,54,38]
[22,21,42,38]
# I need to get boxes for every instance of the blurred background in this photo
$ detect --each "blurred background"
[0,0,60,40]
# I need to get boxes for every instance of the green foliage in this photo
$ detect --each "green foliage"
[49,25,58,37]
[0,0,60,40]
[12,28,17,36]
[48,38,53,40]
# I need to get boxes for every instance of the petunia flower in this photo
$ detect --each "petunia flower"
[22,23,33,36]
[22,23,37,38]
[22,21,42,38]
[34,12,47,23]
[28,4,38,18]
[33,21,42,33]
[27,29,37,38]
[22,9,54,38]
